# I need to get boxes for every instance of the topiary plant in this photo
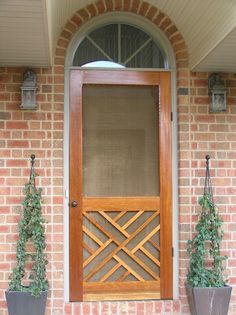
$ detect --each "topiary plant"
[9,155,48,297]
[187,155,228,288]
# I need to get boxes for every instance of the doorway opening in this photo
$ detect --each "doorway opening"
[64,12,178,302]
[69,70,172,301]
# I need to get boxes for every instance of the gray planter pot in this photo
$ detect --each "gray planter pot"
[186,284,232,315]
[5,291,47,315]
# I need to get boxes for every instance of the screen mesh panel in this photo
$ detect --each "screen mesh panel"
[82,85,159,197]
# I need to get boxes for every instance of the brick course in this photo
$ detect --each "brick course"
[0,0,236,314]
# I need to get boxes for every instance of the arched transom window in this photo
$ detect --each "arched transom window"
[73,23,166,68]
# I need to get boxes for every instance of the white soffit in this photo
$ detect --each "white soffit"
[192,28,236,72]
[153,0,236,71]
[1,0,236,71]
[0,0,51,67]
[49,0,236,72]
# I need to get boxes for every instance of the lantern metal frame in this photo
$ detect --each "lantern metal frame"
[20,69,38,110]
[208,73,227,113]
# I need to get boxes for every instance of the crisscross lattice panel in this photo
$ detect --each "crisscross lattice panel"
[83,210,160,284]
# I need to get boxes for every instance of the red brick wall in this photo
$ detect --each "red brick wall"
[0,1,236,314]
[0,66,65,314]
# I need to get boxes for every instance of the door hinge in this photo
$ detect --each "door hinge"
[172,247,174,257]
[171,111,173,122]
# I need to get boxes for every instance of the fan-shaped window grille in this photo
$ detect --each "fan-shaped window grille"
[73,23,166,68]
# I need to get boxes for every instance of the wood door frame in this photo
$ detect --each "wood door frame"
[69,69,172,301]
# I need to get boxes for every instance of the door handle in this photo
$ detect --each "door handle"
[71,200,78,207]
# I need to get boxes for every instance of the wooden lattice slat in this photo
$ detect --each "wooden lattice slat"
[83,226,103,246]
[149,238,161,251]
[99,260,121,282]
[118,270,130,282]
[113,255,145,281]
[83,239,112,268]
[83,209,160,283]
[122,210,144,229]
[99,211,130,237]
[132,225,160,253]
[113,211,127,222]
[82,242,94,255]
[139,246,160,267]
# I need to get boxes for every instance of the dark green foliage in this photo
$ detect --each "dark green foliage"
[9,171,48,297]
[187,193,227,287]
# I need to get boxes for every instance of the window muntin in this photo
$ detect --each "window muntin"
[73,23,166,68]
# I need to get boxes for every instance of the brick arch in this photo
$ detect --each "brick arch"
[55,0,188,67]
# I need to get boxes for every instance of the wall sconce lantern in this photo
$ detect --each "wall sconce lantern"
[208,73,227,113]
[20,69,37,110]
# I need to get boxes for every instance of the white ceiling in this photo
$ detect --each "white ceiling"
[0,0,51,67]
[0,0,236,72]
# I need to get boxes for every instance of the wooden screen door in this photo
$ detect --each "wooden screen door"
[69,70,172,301]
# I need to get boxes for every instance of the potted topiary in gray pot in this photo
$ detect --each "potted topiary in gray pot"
[186,155,231,315]
[5,155,48,315]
